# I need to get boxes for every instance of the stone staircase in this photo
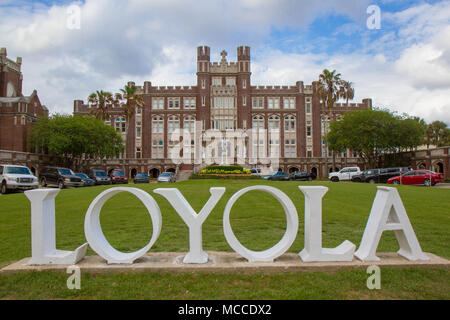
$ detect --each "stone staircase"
[176,170,192,182]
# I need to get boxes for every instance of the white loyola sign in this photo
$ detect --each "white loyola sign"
[24,186,429,266]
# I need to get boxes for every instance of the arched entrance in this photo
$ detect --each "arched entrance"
[311,167,318,178]
[30,167,36,176]
[434,162,444,174]
[418,162,426,170]
[130,168,137,179]
[289,167,299,174]
[166,168,176,174]
[149,168,160,178]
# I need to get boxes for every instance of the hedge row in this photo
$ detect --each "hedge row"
[205,165,244,172]
[189,174,261,180]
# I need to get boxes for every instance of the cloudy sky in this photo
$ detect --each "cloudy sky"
[1,0,449,124]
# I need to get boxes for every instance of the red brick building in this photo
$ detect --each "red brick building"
[74,46,372,178]
[0,48,49,153]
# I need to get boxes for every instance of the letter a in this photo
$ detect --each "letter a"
[355,187,429,261]
[154,187,225,263]
[25,189,87,265]
[298,186,355,262]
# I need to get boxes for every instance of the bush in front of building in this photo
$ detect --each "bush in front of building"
[189,173,260,180]
[200,165,251,175]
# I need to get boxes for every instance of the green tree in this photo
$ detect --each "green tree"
[325,109,424,168]
[29,115,124,169]
[428,121,449,147]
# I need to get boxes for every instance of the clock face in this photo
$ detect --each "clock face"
[7,82,16,97]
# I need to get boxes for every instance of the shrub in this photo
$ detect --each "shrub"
[189,174,261,180]
[205,165,244,172]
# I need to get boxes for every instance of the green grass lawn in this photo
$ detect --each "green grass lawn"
[0,180,449,299]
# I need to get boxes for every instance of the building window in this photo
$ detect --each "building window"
[213,96,235,109]
[21,116,26,125]
[242,79,247,89]
[168,116,180,133]
[212,77,222,86]
[152,140,164,159]
[306,97,312,114]
[285,139,296,158]
[252,115,264,130]
[152,97,164,110]
[115,117,126,133]
[252,97,264,109]
[243,120,247,129]
[226,77,236,86]
[306,126,312,137]
[136,121,142,138]
[152,116,164,133]
[268,115,280,131]
[183,97,196,109]
[184,116,195,133]
[268,97,280,109]
[136,148,141,159]
[284,116,296,132]
[307,151,312,158]
[243,96,247,106]
[283,97,295,109]
[202,96,206,106]
[201,79,206,89]
[136,107,142,115]
[168,97,180,109]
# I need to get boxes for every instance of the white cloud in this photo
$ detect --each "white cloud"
[0,0,449,125]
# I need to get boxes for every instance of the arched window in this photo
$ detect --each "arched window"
[152,116,164,133]
[184,116,196,133]
[284,115,296,132]
[168,116,180,133]
[268,115,280,131]
[252,115,264,130]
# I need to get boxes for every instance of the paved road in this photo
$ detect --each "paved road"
[436,183,450,189]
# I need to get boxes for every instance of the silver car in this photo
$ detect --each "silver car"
[157,172,176,183]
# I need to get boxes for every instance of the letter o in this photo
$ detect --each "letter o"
[223,186,299,262]
[84,187,162,264]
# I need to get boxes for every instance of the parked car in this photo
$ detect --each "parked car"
[352,167,410,184]
[157,172,176,183]
[39,167,84,189]
[88,169,112,185]
[328,167,361,182]
[388,170,444,186]
[134,173,150,184]
[0,164,39,194]
[289,171,316,181]
[266,171,290,181]
[75,173,95,187]
[250,168,262,176]
[109,169,128,184]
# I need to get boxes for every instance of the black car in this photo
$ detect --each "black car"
[352,167,410,184]
[266,171,290,181]
[88,169,112,185]
[75,173,96,186]
[289,171,316,181]
[39,167,84,189]
[134,173,150,184]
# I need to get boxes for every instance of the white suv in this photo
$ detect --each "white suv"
[0,165,39,194]
[328,167,361,182]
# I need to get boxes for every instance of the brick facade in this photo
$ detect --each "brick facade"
[74,45,372,178]
[0,48,49,153]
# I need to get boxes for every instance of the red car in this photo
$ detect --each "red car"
[388,170,444,186]
[109,170,128,184]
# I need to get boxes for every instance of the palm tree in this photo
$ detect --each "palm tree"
[115,84,145,125]
[114,84,145,164]
[88,90,114,121]
[340,81,355,104]
[316,69,344,175]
